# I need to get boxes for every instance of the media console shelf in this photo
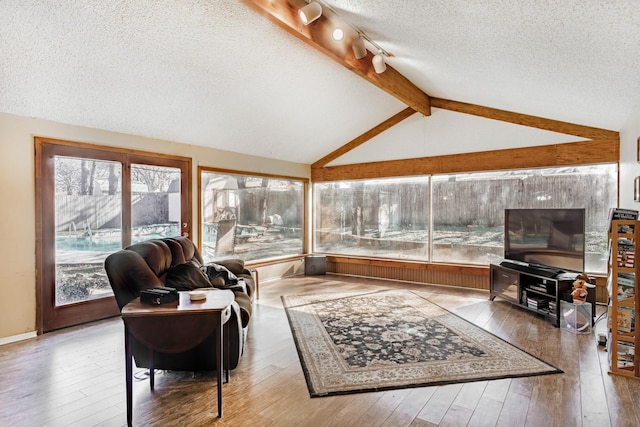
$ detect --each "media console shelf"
[490,262,595,327]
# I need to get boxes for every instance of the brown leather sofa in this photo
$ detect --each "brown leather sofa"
[104,236,255,370]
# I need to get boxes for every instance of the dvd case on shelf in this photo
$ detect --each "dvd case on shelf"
[608,208,639,231]
[617,307,635,333]
[617,238,635,268]
[617,274,636,303]
[617,341,635,368]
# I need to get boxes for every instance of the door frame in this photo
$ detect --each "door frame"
[35,137,192,333]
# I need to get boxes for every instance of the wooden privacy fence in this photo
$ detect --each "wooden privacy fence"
[317,173,614,232]
[55,193,171,233]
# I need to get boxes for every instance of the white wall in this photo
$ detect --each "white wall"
[619,105,640,209]
[0,112,308,340]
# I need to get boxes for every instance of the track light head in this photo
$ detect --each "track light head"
[299,2,322,25]
[352,36,367,59]
[332,28,344,42]
[372,53,386,73]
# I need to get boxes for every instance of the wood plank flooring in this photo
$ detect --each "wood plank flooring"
[1,275,639,426]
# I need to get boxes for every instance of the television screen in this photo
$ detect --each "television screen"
[504,208,585,273]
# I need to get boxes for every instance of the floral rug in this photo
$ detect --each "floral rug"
[281,289,562,397]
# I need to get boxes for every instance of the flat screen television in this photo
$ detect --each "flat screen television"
[504,208,585,273]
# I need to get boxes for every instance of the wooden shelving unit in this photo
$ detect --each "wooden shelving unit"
[607,219,640,379]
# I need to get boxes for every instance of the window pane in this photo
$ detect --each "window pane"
[200,171,304,262]
[314,177,431,260]
[431,164,617,273]
[131,164,181,244]
[54,156,122,306]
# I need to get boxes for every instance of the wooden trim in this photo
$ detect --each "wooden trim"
[311,107,417,169]
[35,137,191,332]
[243,0,431,116]
[325,255,489,277]
[312,139,619,182]
[196,166,308,257]
[303,181,310,254]
[246,254,306,269]
[197,166,203,250]
[431,98,619,140]
[198,165,309,183]
[34,141,45,334]
[33,136,192,163]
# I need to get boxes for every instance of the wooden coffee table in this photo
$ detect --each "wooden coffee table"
[121,289,234,426]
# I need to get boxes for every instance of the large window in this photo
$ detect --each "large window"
[431,165,617,273]
[199,169,306,263]
[313,164,617,274]
[314,177,431,260]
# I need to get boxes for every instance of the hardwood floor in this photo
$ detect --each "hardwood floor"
[1,275,639,427]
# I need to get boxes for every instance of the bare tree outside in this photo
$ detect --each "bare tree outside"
[131,164,177,192]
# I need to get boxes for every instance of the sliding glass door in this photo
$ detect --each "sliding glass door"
[36,138,191,332]
[52,156,123,306]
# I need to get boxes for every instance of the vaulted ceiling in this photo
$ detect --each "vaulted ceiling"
[1,1,636,166]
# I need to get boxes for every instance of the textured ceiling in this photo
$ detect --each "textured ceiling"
[1,1,637,165]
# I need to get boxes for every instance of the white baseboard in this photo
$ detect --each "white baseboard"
[0,331,37,346]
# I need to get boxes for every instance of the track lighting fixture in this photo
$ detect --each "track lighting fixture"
[298,1,393,71]
[332,28,344,42]
[352,36,367,59]
[372,53,386,73]
[299,2,322,25]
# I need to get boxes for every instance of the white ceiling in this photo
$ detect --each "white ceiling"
[1,1,637,165]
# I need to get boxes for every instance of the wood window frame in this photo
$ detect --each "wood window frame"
[198,166,309,261]
[35,137,192,333]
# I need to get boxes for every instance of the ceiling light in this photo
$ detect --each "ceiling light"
[299,2,322,25]
[352,36,367,59]
[332,28,344,42]
[372,53,386,73]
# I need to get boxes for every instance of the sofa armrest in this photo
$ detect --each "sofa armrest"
[246,268,259,299]
[232,292,252,327]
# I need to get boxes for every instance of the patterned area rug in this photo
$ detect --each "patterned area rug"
[282,289,562,397]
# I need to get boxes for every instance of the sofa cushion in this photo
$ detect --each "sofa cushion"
[165,262,211,291]
[127,240,172,277]
[202,263,238,285]
[164,238,187,266]
[167,236,203,265]
[105,250,165,309]
[214,259,245,276]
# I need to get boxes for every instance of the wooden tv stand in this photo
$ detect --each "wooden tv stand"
[490,262,595,327]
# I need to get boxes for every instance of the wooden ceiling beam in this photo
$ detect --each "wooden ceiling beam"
[311,139,620,182]
[431,98,619,140]
[311,107,417,168]
[243,0,431,117]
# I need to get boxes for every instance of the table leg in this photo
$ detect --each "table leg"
[224,320,230,384]
[216,313,223,417]
[125,324,133,427]
[149,348,155,391]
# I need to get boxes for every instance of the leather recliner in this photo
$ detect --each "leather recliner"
[104,236,255,371]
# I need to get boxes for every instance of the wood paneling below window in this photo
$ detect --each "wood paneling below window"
[325,255,609,303]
